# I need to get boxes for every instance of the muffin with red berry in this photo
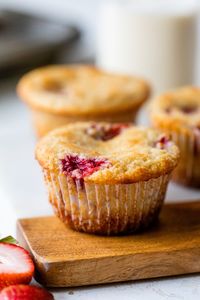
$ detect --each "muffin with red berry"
[36,122,179,235]
[17,65,150,137]
[151,86,200,187]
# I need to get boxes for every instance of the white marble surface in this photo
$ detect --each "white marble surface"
[0,81,200,300]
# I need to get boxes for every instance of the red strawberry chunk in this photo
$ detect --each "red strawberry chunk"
[61,155,110,179]
[154,135,171,150]
[85,123,129,141]
[180,105,197,114]
[0,244,34,290]
[0,285,54,300]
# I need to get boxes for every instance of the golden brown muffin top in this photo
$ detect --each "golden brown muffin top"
[151,86,200,131]
[36,122,179,184]
[17,65,150,116]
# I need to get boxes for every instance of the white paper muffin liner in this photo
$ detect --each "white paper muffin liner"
[44,171,170,235]
[170,129,200,187]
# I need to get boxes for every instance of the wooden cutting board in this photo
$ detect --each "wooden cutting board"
[17,201,200,288]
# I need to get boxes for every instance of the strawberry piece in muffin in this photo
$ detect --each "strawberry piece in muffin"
[85,123,130,141]
[154,135,172,150]
[36,122,179,235]
[61,155,110,179]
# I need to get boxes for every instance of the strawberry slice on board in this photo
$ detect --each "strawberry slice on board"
[0,285,54,300]
[0,242,34,289]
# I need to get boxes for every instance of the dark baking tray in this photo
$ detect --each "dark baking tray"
[0,10,80,76]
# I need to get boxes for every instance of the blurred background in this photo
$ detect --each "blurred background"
[1,0,200,234]
[0,0,199,133]
[0,0,199,80]
[0,0,99,73]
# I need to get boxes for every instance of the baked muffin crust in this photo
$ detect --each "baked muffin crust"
[151,86,200,187]
[17,65,150,116]
[151,86,200,131]
[36,122,179,184]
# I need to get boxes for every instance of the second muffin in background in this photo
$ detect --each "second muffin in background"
[151,86,200,187]
[17,65,150,137]
[35,122,179,235]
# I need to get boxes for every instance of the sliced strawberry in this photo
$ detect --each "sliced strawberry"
[0,285,54,300]
[0,243,34,289]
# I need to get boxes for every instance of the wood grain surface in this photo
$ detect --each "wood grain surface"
[17,201,200,287]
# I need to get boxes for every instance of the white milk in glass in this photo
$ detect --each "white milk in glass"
[96,0,197,95]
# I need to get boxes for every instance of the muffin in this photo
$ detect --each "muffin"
[17,65,150,137]
[151,86,200,187]
[35,122,179,235]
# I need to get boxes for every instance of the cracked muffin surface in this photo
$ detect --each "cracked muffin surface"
[36,122,179,184]
[36,122,179,235]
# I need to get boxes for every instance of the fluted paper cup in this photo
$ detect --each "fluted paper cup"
[44,170,170,235]
[170,129,200,187]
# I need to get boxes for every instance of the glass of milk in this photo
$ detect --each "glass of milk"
[96,0,198,95]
